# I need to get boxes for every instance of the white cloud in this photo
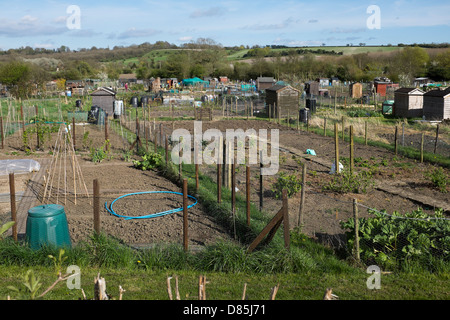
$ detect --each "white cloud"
[241,17,295,31]
[178,36,193,42]
[116,27,161,39]
[189,6,225,18]
[0,16,67,37]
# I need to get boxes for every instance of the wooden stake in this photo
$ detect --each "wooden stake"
[282,189,290,250]
[217,162,222,204]
[434,124,439,154]
[9,173,17,242]
[72,117,76,150]
[394,126,398,155]
[183,179,188,251]
[420,132,424,163]
[165,134,169,164]
[350,125,354,174]
[93,179,100,234]
[259,151,263,210]
[269,284,279,300]
[334,123,340,174]
[0,116,4,149]
[246,166,251,226]
[353,199,360,262]
[298,163,306,228]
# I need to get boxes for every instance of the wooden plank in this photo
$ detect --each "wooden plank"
[375,183,450,212]
[247,207,284,253]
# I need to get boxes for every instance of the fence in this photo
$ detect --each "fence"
[1,106,449,270]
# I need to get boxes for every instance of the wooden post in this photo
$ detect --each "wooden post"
[227,142,232,188]
[217,162,222,204]
[341,116,345,141]
[231,163,236,216]
[93,179,100,234]
[72,117,76,150]
[420,133,424,163]
[298,163,306,228]
[323,118,327,136]
[195,163,199,191]
[222,140,226,187]
[153,122,157,153]
[350,125,354,174]
[353,198,360,262]
[434,124,439,154]
[282,189,290,250]
[394,126,398,155]
[0,116,4,149]
[165,134,169,164]
[179,137,182,181]
[35,105,40,149]
[105,118,109,152]
[9,173,17,242]
[20,105,25,136]
[246,166,250,226]
[160,123,163,148]
[259,151,263,210]
[183,179,188,251]
[334,123,340,174]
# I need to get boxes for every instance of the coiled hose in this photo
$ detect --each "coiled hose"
[105,191,198,220]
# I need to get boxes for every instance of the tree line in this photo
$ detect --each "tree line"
[0,39,449,99]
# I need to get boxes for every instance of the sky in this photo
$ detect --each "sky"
[0,0,449,51]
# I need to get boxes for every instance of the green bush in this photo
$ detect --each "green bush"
[426,167,449,193]
[271,172,302,199]
[133,152,163,171]
[323,169,374,194]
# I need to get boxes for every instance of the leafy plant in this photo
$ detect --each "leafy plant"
[0,221,15,239]
[271,172,302,199]
[426,167,449,193]
[323,169,374,194]
[341,208,450,270]
[133,152,163,171]
[8,269,42,300]
[90,140,111,163]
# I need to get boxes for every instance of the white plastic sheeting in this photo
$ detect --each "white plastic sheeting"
[0,159,41,176]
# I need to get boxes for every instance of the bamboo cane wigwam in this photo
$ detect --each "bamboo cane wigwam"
[41,124,89,205]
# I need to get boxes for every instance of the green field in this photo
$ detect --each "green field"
[121,46,404,66]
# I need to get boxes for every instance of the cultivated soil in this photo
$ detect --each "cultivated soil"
[0,116,448,249]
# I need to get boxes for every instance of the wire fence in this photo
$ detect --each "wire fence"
[1,110,449,271]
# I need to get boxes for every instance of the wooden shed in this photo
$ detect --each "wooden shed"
[90,87,116,117]
[265,84,300,118]
[304,81,319,96]
[119,74,137,86]
[349,82,363,98]
[257,77,275,91]
[423,87,450,120]
[393,88,424,118]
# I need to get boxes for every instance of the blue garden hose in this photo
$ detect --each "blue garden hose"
[105,191,198,220]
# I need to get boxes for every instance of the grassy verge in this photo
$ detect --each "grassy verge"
[1,235,449,300]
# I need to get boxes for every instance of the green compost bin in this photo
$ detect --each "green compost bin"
[26,204,71,250]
